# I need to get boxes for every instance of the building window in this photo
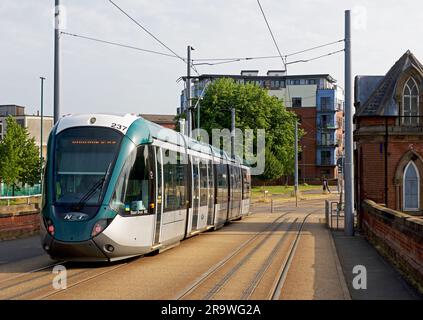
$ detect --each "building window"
[321,133,332,146]
[292,97,302,108]
[308,79,317,85]
[321,151,331,166]
[320,97,332,111]
[403,161,419,211]
[320,115,328,127]
[288,79,300,85]
[403,77,419,125]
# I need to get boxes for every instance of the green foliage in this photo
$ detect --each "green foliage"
[178,78,304,180]
[0,116,40,195]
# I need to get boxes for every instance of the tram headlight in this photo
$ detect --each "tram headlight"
[91,219,109,237]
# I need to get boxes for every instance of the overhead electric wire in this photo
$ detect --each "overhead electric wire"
[193,48,345,67]
[192,39,344,63]
[284,39,344,58]
[286,49,345,65]
[108,0,200,75]
[61,31,344,69]
[61,32,178,59]
[256,0,286,68]
[108,0,184,62]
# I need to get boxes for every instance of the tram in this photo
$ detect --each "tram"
[40,113,251,261]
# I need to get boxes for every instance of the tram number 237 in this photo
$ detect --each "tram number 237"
[111,123,128,131]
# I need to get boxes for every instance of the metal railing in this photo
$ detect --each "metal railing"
[318,159,335,166]
[325,200,344,230]
[317,140,339,147]
[325,200,357,231]
[0,194,41,206]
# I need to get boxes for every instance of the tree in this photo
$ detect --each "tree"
[0,116,40,195]
[178,78,303,181]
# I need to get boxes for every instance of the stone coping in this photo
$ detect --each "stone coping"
[363,199,423,241]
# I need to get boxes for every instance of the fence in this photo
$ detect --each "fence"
[0,183,41,197]
[0,194,42,206]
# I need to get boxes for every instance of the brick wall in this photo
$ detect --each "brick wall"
[357,132,423,212]
[0,209,40,240]
[362,199,423,292]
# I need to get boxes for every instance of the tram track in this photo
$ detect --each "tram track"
[268,211,315,300]
[0,258,139,300]
[175,211,292,300]
[176,208,318,300]
[0,261,67,286]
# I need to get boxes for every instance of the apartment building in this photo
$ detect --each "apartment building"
[180,71,344,182]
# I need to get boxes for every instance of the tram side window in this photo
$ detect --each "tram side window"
[163,150,187,212]
[111,146,155,215]
[208,159,214,199]
[216,163,228,204]
[242,168,251,200]
[237,167,243,200]
[200,159,208,206]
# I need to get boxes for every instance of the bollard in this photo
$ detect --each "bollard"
[271,199,273,213]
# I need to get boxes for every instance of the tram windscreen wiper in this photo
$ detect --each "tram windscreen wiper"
[74,163,113,211]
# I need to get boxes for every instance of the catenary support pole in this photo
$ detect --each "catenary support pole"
[40,77,45,180]
[54,0,60,124]
[344,10,354,236]
[231,107,235,159]
[186,46,193,137]
[294,121,298,207]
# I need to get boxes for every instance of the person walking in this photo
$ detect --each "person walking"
[322,177,331,193]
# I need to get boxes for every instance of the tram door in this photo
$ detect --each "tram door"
[153,147,163,245]
[191,156,200,232]
[197,159,208,230]
[206,159,215,226]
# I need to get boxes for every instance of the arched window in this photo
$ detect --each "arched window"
[403,161,419,211]
[403,77,419,125]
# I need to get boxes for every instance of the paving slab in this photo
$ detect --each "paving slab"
[332,232,422,300]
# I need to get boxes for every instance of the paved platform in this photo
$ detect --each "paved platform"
[0,235,44,265]
[332,231,422,300]
[279,216,350,300]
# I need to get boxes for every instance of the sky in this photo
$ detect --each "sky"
[1,0,423,116]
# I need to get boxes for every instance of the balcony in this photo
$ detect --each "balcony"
[318,122,338,130]
[318,158,336,166]
[317,140,339,147]
[318,105,337,112]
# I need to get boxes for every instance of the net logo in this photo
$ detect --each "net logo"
[63,212,89,221]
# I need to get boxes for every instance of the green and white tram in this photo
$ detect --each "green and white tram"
[41,113,251,262]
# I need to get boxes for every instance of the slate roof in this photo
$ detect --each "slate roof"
[355,50,423,116]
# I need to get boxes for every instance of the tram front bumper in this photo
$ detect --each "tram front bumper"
[42,233,110,262]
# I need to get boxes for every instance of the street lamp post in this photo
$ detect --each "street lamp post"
[303,145,306,184]
[40,77,45,181]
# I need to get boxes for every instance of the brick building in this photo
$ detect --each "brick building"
[140,114,176,129]
[354,51,423,291]
[355,50,423,216]
[180,71,344,183]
